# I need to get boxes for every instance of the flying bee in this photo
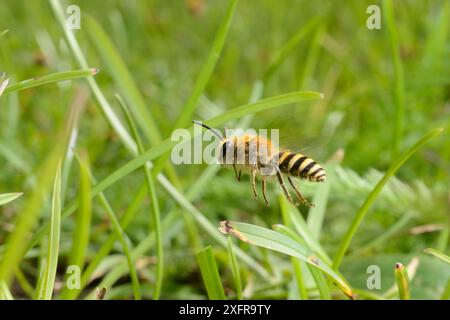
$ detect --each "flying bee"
[193,120,327,207]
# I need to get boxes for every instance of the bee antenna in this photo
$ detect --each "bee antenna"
[192,120,224,140]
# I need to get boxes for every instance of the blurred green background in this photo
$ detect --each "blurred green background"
[0,0,449,300]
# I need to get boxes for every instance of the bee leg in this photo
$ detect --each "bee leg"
[287,176,315,208]
[276,170,294,204]
[261,179,270,206]
[233,164,241,181]
[251,169,258,200]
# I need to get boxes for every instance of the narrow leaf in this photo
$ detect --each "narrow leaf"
[196,246,226,300]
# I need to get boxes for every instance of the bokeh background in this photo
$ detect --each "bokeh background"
[0,0,449,299]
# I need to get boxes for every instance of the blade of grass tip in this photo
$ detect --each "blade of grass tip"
[263,17,321,84]
[66,152,92,280]
[0,281,13,300]
[274,224,330,300]
[116,94,162,300]
[424,248,450,265]
[84,15,188,190]
[394,263,410,300]
[0,192,23,206]
[2,69,98,95]
[48,0,136,150]
[35,161,62,300]
[332,128,443,270]
[383,0,405,160]
[153,0,238,173]
[227,237,243,300]
[24,91,322,279]
[196,246,226,300]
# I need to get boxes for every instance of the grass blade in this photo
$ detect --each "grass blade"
[227,237,242,300]
[424,248,450,264]
[394,262,410,300]
[0,78,9,96]
[116,94,163,299]
[219,220,353,298]
[35,161,62,300]
[0,192,23,206]
[332,128,443,269]
[280,196,331,264]
[383,0,406,160]
[84,16,161,146]
[2,69,98,95]
[67,152,92,275]
[173,0,238,129]
[196,246,226,300]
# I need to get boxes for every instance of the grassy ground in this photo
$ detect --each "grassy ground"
[0,0,449,300]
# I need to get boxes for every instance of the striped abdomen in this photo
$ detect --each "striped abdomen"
[277,151,327,182]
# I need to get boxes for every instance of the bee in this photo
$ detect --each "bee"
[193,121,327,207]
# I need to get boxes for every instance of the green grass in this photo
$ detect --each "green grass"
[0,0,449,300]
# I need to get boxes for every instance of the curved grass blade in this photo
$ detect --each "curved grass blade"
[332,128,443,269]
[424,248,450,264]
[394,263,410,300]
[35,162,62,300]
[0,192,22,206]
[2,69,98,95]
[196,246,226,300]
[219,221,353,298]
